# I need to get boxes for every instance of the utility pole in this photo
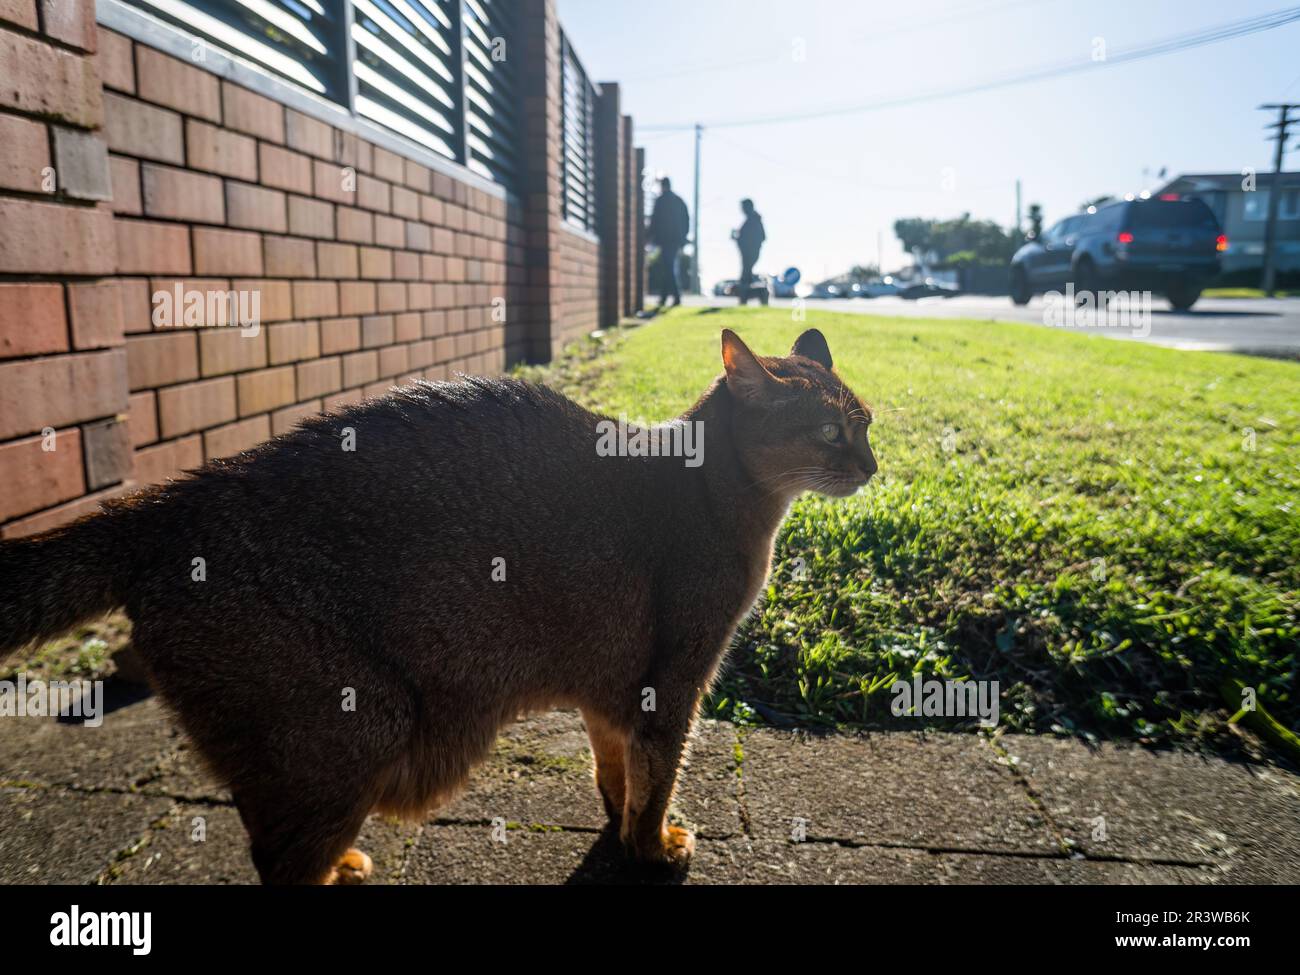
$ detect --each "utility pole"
[1015,178,1022,235]
[1259,103,1299,297]
[691,123,702,294]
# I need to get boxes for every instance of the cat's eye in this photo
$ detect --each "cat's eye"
[820,423,842,443]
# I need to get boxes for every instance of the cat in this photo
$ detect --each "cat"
[0,328,876,884]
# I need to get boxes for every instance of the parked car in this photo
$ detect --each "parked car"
[1009,197,1225,311]
[713,279,737,297]
[811,283,846,299]
[859,278,899,298]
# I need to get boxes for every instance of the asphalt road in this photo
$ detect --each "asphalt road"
[686,294,1300,358]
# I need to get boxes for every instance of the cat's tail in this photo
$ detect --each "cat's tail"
[0,511,131,659]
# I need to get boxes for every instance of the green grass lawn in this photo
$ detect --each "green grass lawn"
[522,307,1300,748]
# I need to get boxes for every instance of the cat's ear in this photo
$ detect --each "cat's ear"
[791,329,833,370]
[721,329,775,401]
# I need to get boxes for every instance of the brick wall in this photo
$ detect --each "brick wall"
[557,226,600,337]
[0,0,645,538]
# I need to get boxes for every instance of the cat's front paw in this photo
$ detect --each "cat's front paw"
[327,848,373,885]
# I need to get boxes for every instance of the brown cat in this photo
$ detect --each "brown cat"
[0,328,876,883]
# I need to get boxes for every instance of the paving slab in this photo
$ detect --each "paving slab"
[1000,735,1300,882]
[103,802,421,885]
[0,692,183,791]
[0,786,171,884]
[739,729,1057,853]
[437,711,741,838]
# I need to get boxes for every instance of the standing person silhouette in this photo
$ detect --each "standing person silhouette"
[647,176,690,310]
[733,198,765,305]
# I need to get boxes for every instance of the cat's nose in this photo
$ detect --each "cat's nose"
[858,456,878,481]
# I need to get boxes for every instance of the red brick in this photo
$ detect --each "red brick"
[147,277,237,327]
[393,251,420,280]
[287,194,334,238]
[316,241,358,278]
[0,283,66,359]
[67,279,125,350]
[103,92,183,164]
[193,228,263,276]
[359,246,393,280]
[339,281,376,315]
[0,428,85,522]
[41,0,96,51]
[263,234,316,277]
[0,112,50,193]
[341,349,378,388]
[403,159,431,193]
[141,163,224,222]
[0,349,128,440]
[271,399,321,436]
[259,143,312,194]
[198,327,267,377]
[320,316,361,355]
[236,365,296,416]
[0,198,115,275]
[372,147,403,183]
[98,28,134,92]
[405,221,432,252]
[356,174,390,213]
[394,312,422,342]
[117,278,152,334]
[377,282,407,312]
[291,280,338,318]
[294,356,342,399]
[116,218,191,275]
[136,46,220,121]
[232,277,292,323]
[267,320,320,365]
[378,344,408,378]
[227,182,288,233]
[109,154,142,214]
[361,314,394,349]
[157,376,236,438]
[420,196,444,225]
[204,413,271,460]
[128,389,158,446]
[390,184,419,220]
[374,213,404,248]
[81,417,131,489]
[221,81,284,143]
[408,339,434,369]
[132,434,202,487]
[185,119,257,180]
[126,331,198,390]
[0,0,37,30]
[336,206,373,244]
[313,159,356,204]
[285,109,334,159]
[0,25,101,127]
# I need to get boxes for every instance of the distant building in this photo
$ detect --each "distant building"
[1155,172,1300,276]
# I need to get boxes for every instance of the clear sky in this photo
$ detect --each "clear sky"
[556,0,1300,286]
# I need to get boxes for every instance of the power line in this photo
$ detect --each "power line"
[640,6,1300,131]
[617,0,1054,84]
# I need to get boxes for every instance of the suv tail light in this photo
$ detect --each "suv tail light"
[1216,234,1228,252]
[1117,231,1134,244]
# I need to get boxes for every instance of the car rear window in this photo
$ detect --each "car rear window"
[1125,199,1219,230]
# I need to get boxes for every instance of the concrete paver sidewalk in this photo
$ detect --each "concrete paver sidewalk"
[2,691,1297,885]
